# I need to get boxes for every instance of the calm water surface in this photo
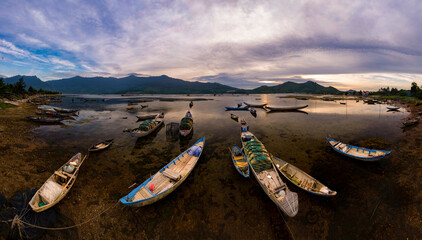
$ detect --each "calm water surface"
[32,94,410,239]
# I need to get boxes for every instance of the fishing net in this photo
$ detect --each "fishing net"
[139,120,155,131]
[180,117,193,130]
[244,140,273,172]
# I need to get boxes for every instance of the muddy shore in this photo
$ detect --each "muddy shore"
[0,99,421,239]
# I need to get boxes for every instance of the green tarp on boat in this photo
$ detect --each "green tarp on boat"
[140,120,156,131]
[180,117,193,130]
[244,139,273,172]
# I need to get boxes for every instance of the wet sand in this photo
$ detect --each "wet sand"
[0,98,421,239]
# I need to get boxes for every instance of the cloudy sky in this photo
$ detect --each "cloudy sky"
[0,0,421,90]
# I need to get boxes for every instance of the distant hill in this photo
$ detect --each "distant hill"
[250,81,341,94]
[47,75,237,94]
[3,75,53,90]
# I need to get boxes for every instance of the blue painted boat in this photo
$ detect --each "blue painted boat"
[120,137,205,207]
[327,138,392,161]
[230,145,249,178]
[225,106,249,111]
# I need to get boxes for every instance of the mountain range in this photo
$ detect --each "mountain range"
[1,74,342,94]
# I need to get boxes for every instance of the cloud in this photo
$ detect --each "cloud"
[0,0,421,90]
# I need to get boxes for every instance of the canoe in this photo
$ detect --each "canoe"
[88,139,113,152]
[189,101,193,108]
[250,108,256,114]
[53,107,79,114]
[231,113,239,120]
[230,145,249,178]
[387,106,400,110]
[29,153,86,212]
[243,102,268,108]
[240,122,298,217]
[120,137,205,207]
[340,102,346,105]
[272,156,336,197]
[141,105,148,108]
[264,105,308,112]
[131,113,165,137]
[403,117,420,127]
[326,138,392,161]
[27,116,63,123]
[136,114,159,121]
[180,111,193,137]
[225,106,249,111]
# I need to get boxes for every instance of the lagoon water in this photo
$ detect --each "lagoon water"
[31,94,410,239]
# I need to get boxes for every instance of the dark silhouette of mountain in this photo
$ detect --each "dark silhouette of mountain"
[47,75,237,94]
[3,75,53,90]
[250,81,341,94]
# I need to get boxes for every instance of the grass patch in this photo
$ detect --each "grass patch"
[0,102,16,110]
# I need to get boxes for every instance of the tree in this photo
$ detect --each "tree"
[28,86,36,95]
[0,78,5,94]
[13,77,27,94]
[410,82,420,97]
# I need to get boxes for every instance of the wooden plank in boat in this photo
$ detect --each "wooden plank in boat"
[163,168,181,180]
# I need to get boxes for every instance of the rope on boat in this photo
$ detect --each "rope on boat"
[14,200,120,231]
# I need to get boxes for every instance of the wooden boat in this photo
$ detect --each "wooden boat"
[27,116,64,123]
[237,103,243,108]
[88,139,113,152]
[120,137,205,207]
[240,122,298,217]
[126,107,136,112]
[296,97,308,100]
[38,105,56,112]
[403,116,420,127]
[189,101,193,108]
[243,102,268,108]
[136,114,158,121]
[230,145,249,178]
[272,156,336,197]
[225,106,249,111]
[180,111,193,137]
[339,102,346,105]
[141,105,148,108]
[29,153,86,212]
[364,99,377,104]
[387,106,400,110]
[53,107,79,114]
[327,138,392,161]
[131,113,165,137]
[249,108,256,114]
[264,105,308,112]
[418,111,422,115]
[230,113,239,120]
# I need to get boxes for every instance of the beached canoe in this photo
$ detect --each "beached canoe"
[272,156,336,197]
[136,114,159,121]
[240,121,298,217]
[264,105,308,112]
[230,113,239,120]
[402,116,420,127]
[180,111,193,137]
[53,107,79,114]
[387,106,400,110]
[29,153,86,212]
[120,137,205,207]
[225,106,249,111]
[243,102,268,108]
[230,145,249,178]
[327,138,392,161]
[131,113,165,137]
[27,116,64,123]
[88,139,113,152]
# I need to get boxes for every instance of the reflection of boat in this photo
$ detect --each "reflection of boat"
[327,138,392,161]
[272,156,336,197]
[264,105,308,112]
[132,125,164,152]
[243,102,267,108]
[296,97,308,100]
[89,139,113,152]
[386,106,400,110]
[402,117,420,127]
[240,121,298,217]
[225,106,249,111]
[29,153,86,212]
[121,137,205,207]
[230,145,249,178]
[180,111,193,137]
[27,116,64,123]
[131,113,164,137]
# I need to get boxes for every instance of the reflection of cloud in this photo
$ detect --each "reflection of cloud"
[0,0,421,89]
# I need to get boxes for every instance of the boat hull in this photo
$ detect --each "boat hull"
[265,105,308,112]
[230,145,249,178]
[327,138,391,161]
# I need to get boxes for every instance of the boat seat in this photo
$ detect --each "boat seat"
[162,168,181,181]
[55,171,68,179]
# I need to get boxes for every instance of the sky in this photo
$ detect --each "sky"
[0,0,422,90]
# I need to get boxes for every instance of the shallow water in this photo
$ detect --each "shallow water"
[31,94,411,239]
